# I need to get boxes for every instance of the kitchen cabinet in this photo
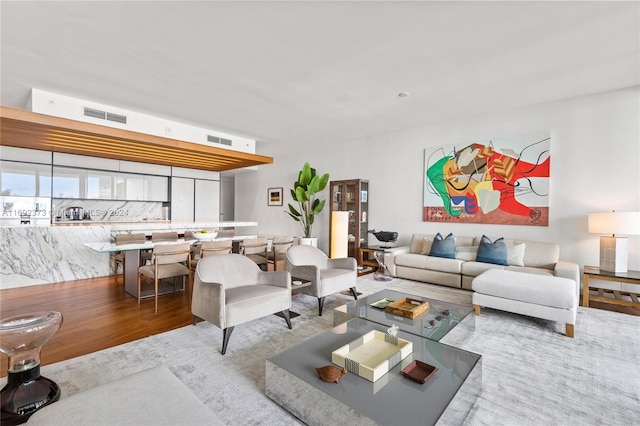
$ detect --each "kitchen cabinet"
[194,179,220,222]
[54,166,167,201]
[329,179,368,259]
[144,175,169,201]
[170,177,195,222]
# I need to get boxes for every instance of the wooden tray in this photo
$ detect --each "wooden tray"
[400,360,438,384]
[331,330,412,382]
[384,297,429,319]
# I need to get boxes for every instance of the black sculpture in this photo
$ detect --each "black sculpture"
[368,229,398,247]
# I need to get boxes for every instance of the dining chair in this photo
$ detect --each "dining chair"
[184,230,201,261]
[114,233,147,284]
[267,235,294,271]
[216,229,235,238]
[189,239,233,272]
[192,254,292,354]
[137,242,191,314]
[241,237,269,270]
[285,245,358,316]
[141,232,179,264]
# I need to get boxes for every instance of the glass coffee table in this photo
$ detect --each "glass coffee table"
[334,289,475,341]
[266,317,481,426]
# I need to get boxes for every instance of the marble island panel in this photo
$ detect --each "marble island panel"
[0,221,257,290]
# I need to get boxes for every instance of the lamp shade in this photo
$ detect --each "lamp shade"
[330,211,349,258]
[588,212,640,236]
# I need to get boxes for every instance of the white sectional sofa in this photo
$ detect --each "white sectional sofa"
[384,233,579,291]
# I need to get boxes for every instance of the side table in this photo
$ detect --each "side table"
[582,266,640,309]
[358,246,383,269]
[358,246,393,281]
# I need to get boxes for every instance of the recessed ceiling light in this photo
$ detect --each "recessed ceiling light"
[398,92,410,98]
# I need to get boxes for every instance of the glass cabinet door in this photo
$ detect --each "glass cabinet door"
[86,170,113,199]
[52,167,82,198]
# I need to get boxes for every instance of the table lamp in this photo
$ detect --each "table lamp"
[588,211,640,273]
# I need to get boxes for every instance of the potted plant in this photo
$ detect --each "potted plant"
[287,162,330,246]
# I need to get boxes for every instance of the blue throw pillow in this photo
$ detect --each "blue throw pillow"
[429,233,456,259]
[476,235,508,266]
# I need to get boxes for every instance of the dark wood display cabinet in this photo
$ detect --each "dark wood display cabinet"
[329,179,368,260]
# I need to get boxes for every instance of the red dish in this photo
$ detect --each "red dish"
[400,360,438,384]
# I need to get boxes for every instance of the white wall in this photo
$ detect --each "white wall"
[236,87,640,271]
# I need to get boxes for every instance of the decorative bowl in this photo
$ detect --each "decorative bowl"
[193,232,218,241]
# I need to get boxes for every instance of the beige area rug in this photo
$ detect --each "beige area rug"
[3,276,638,425]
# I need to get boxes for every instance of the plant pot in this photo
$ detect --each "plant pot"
[298,237,318,247]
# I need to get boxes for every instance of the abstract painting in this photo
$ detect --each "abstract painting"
[423,133,550,226]
[268,187,283,206]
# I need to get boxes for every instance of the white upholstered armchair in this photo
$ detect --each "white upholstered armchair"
[191,254,292,354]
[285,245,358,316]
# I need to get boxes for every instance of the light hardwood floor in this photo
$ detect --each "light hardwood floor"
[0,276,194,377]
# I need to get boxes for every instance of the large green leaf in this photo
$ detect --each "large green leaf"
[295,186,308,202]
[287,204,301,217]
[317,173,329,191]
[299,162,312,186]
[312,199,326,214]
[307,175,320,195]
[287,212,301,222]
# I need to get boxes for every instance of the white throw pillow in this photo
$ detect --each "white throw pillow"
[507,243,526,267]
[421,236,434,255]
[455,246,478,261]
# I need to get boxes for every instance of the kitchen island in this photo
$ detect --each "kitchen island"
[0,221,257,290]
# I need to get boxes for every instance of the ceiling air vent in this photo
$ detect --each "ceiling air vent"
[106,112,127,124]
[83,107,106,120]
[83,107,127,124]
[207,135,232,146]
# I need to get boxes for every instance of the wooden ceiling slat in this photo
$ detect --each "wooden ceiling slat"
[0,106,273,172]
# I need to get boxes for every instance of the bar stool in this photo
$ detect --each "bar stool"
[0,311,63,425]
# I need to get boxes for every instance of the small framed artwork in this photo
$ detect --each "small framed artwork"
[268,187,283,206]
[361,190,368,202]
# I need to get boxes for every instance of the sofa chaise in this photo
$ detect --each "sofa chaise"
[383,233,580,336]
[383,233,579,290]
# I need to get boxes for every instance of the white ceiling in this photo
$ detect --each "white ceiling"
[1,1,638,155]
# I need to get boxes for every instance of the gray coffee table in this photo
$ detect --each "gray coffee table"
[334,289,475,341]
[266,317,481,426]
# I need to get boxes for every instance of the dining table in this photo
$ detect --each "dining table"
[83,235,259,299]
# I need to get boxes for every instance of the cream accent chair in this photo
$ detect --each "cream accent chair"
[192,254,292,354]
[138,242,191,314]
[268,235,294,271]
[242,237,269,270]
[285,245,358,316]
